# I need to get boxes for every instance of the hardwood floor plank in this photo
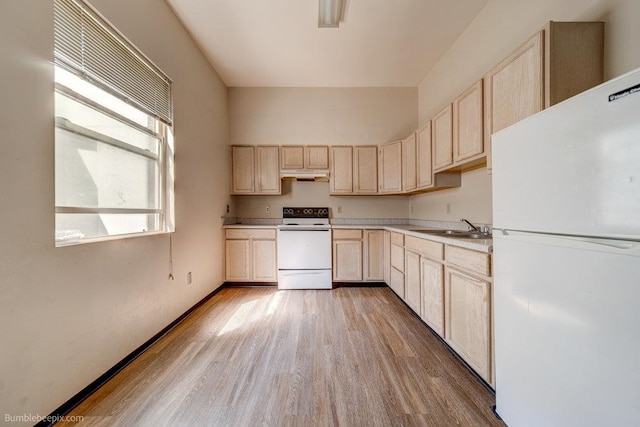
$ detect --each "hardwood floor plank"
[57,287,504,426]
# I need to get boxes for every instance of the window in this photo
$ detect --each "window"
[53,0,174,245]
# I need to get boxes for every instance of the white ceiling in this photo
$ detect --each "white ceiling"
[166,0,489,88]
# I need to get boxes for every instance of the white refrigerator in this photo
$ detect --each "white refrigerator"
[492,67,640,427]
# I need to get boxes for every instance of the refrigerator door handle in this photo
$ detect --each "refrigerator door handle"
[495,229,640,253]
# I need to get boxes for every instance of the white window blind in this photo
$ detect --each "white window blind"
[53,0,173,125]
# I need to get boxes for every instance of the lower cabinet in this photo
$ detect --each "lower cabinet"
[420,257,445,337]
[404,250,421,313]
[332,229,385,282]
[225,228,277,282]
[389,232,405,298]
[333,229,363,281]
[444,267,491,382]
[364,230,384,281]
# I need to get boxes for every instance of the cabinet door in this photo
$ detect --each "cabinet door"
[383,231,391,285]
[453,80,484,163]
[330,146,353,194]
[305,146,329,169]
[252,239,277,281]
[225,239,251,281]
[432,104,453,171]
[353,146,378,194]
[485,31,543,171]
[416,122,433,189]
[281,146,304,169]
[389,268,405,299]
[364,230,384,281]
[404,250,421,313]
[231,146,255,194]
[333,239,362,281]
[420,257,444,336]
[255,146,281,194]
[445,268,491,381]
[378,141,402,193]
[402,132,417,192]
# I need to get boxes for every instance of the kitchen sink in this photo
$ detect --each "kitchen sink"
[412,229,490,239]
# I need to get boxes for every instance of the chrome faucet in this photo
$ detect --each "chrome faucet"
[460,218,480,232]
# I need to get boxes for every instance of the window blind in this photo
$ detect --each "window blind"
[53,0,173,125]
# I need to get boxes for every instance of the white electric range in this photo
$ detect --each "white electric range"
[276,207,332,289]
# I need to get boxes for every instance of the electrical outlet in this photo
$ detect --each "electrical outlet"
[187,272,192,284]
[446,203,451,214]
[410,205,414,214]
[265,206,270,214]
[226,204,230,213]
[337,206,342,214]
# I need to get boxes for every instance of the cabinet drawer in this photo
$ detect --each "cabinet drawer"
[225,228,276,240]
[390,244,404,272]
[333,229,362,239]
[405,236,444,260]
[390,232,404,246]
[445,245,491,277]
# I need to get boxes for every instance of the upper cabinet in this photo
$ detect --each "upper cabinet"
[378,141,402,194]
[305,146,329,169]
[432,104,453,172]
[330,145,378,195]
[402,132,417,192]
[353,146,378,194]
[330,146,353,194]
[453,79,485,167]
[281,145,329,170]
[280,146,304,169]
[485,21,604,171]
[231,145,281,195]
[416,122,433,189]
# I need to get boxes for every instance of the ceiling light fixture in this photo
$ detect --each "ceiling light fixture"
[318,0,344,28]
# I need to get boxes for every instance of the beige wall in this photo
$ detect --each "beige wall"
[412,0,640,223]
[0,0,229,421]
[229,87,416,218]
[234,181,409,220]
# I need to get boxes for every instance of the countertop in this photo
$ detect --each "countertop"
[224,222,492,252]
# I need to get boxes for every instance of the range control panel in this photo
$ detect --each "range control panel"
[282,207,329,219]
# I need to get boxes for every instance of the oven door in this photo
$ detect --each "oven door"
[277,228,332,270]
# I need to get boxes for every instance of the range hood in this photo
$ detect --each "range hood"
[281,170,330,182]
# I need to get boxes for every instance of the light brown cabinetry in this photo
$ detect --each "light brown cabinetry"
[388,232,405,297]
[403,235,445,337]
[378,141,402,193]
[281,145,329,170]
[383,230,391,285]
[421,257,444,336]
[364,230,384,281]
[432,104,453,172]
[444,245,492,384]
[404,250,421,313]
[225,228,277,282]
[333,229,363,281]
[402,132,417,192]
[329,146,353,194]
[452,79,485,169]
[353,146,378,194]
[330,146,378,195]
[416,122,433,189]
[485,22,604,171]
[332,229,384,282]
[231,145,281,195]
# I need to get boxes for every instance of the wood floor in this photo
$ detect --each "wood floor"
[58,287,504,426]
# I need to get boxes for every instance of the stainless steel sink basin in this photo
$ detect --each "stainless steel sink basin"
[412,229,490,239]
